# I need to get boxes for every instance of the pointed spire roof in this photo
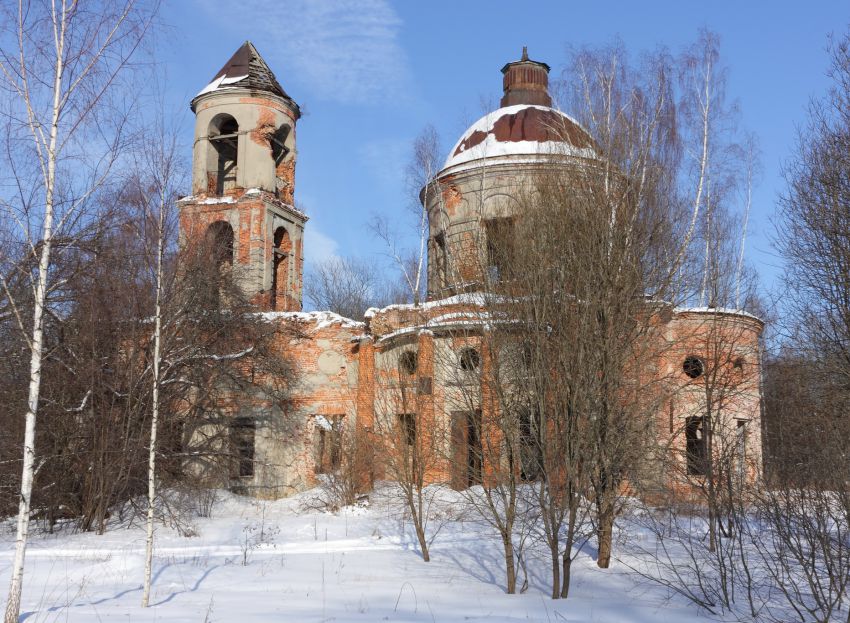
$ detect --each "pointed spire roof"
[196,41,291,101]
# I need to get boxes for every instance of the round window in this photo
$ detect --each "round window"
[459,348,481,371]
[398,350,417,375]
[683,356,704,379]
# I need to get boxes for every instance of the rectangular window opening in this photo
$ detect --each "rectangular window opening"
[484,217,516,283]
[230,416,256,478]
[519,408,543,482]
[434,231,447,289]
[315,415,343,474]
[398,413,416,447]
[685,416,707,476]
[736,419,747,480]
[451,410,483,489]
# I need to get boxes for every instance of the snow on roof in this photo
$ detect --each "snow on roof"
[375,313,520,344]
[443,104,597,171]
[197,195,237,205]
[675,306,763,324]
[196,73,248,97]
[258,310,365,330]
[364,292,509,318]
[193,41,292,104]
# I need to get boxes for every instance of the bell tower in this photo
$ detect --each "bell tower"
[179,41,306,311]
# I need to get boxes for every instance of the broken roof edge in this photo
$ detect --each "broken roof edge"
[189,82,302,118]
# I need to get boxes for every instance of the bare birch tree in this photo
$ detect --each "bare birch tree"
[0,2,157,619]
[560,42,688,570]
[120,109,183,608]
[370,125,442,306]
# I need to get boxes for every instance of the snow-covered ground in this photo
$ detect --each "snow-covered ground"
[0,486,719,622]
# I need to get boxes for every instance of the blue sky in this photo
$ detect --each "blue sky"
[160,1,849,303]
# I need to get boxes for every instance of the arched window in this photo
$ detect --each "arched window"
[398,350,417,376]
[204,221,234,309]
[208,114,239,195]
[271,226,291,310]
[206,221,234,267]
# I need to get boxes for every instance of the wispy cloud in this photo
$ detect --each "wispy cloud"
[194,0,411,104]
[358,138,409,191]
[303,223,339,266]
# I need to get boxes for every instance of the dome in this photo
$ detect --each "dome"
[442,104,596,172]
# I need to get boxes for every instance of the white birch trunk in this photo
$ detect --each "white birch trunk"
[735,149,753,309]
[3,18,65,622]
[142,186,167,607]
[675,53,712,281]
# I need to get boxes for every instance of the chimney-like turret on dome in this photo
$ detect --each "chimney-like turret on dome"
[500,46,552,108]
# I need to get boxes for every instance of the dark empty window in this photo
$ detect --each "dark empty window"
[451,410,482,489]
[398,413,416,446]
[484,217,515,283]
[685,416,707,476]
[736,419,747,478]
[399,350,417,376]
[683,356,704,379]
[459,347,481,371]
[519,408,543,481]
[230,417,256,478]
[433,231,448,288]
[315,415,343,474]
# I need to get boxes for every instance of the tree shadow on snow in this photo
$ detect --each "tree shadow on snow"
[19,560,221,620]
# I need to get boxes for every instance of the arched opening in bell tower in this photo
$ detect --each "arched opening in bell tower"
[271,226,291,310]
[208,114,239,195]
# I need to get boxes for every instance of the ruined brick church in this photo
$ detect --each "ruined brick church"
[179,42,764,498]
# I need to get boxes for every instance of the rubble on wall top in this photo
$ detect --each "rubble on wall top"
[258,310,365,330]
